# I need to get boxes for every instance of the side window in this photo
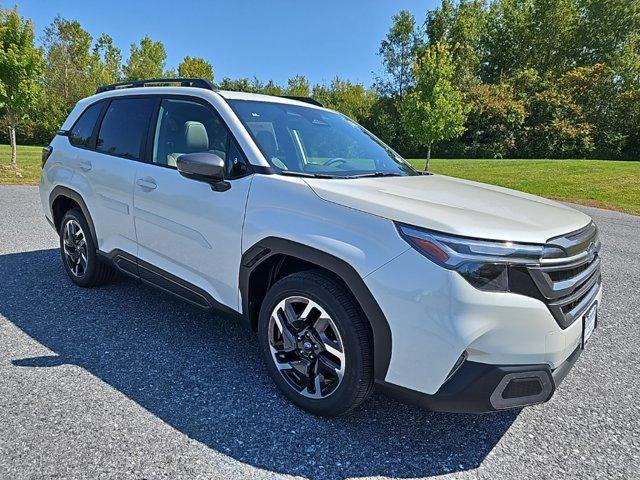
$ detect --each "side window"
[96,98,156,160]
[152,98,250,178]
[68,102,103,148]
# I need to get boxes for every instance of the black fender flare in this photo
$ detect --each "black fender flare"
[49,186,98,242]
[240,237,392,382]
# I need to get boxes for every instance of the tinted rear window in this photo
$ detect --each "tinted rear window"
[96,98,155,160]
[69,102,104,148]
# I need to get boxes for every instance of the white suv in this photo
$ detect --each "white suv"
[39,79,602,416]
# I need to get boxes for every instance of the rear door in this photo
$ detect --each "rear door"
[133,96,253,311]
[75,96,157,257]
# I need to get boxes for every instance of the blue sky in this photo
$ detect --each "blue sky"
[18,0,438,87]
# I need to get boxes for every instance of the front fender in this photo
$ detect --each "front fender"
[241,175,410,381]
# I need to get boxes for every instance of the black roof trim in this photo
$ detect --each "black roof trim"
[281,96,324,107]
[96,78,217,94]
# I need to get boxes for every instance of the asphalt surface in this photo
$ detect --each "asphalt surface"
[0,185,638,480]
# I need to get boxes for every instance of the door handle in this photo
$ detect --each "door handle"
[136,178,157,190]
[79,160,92,171]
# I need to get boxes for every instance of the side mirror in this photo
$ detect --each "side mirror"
[176,152,230,191]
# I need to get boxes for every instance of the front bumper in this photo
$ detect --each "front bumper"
[377,344,582,413]
[364,246,601,408]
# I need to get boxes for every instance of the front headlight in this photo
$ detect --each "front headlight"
[395,223,545,292]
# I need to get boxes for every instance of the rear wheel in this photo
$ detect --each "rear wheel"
[59,209,117,287]
[258,270,374,416]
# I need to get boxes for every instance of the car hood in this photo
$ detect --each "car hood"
[303,174,592,243]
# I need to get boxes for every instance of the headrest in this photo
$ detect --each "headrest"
[184,121,209,151]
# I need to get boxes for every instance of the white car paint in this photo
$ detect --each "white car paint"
[132,162,254,311]
[304,174,592,243]
[40,85,601,409]
[242,174,410,279]
[72,149,139,256]
[364,247,602,394]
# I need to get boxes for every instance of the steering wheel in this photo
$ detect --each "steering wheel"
[323,157,347,167]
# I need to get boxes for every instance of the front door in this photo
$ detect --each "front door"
[133,97,253,311]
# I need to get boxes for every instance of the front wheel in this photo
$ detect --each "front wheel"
[258,270,374,416]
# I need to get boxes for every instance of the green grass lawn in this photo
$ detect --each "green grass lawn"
[0,144,43,185]
[0,145,638,215]
[409,158,640,216]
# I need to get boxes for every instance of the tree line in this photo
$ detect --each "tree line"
[0,0,639,164]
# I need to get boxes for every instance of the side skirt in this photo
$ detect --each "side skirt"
[98,249,239,319]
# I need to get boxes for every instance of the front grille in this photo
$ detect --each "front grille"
[525,222,601,329]
[562,297,582,313]
[547,262,589,282]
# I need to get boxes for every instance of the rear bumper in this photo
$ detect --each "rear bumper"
[377,345,582,413]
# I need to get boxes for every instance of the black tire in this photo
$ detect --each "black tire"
[59,208,118,287]
[258,270,374,416]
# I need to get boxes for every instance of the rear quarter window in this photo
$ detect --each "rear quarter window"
[68,102,104,148]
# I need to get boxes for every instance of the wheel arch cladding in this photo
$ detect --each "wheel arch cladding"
[240,237,392,381]
[49,186,97,242]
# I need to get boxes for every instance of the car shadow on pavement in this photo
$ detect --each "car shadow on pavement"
[1,249,518,479]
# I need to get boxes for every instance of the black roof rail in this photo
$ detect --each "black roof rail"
[281,96,324,107]
[95,78,217,94]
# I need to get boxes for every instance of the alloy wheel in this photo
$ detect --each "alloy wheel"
[268,296,346,399]
[62,219,88,277]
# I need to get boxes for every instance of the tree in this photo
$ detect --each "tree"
[483,0,580,81]
[617,88,640,159]
[39,17,95,141]
[0,7,43,164]
[2,2,639,161]
[365,94,418,157]
[463,82,526,157]
[312,77,375,123]
[378,10,421,97]
[401,43,468,169]
[577,0,640,67]
[124,36,166,80]
[259,79,285,96]
[237,77,284,96]
[529,0,580,76]
[218,77,255,92]
[178,56,213,80]
[552,64,621,157]
[91,34,122,85]
[613,31,640,86]
[43,17,93,102]
[285,75,310,97]
[526,86,595,158]
[426,0,488,88]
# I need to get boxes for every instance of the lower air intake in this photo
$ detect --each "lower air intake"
[489,370,553,409]
[502,377,544,399]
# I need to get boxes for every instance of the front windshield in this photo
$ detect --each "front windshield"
[227,100,419,178]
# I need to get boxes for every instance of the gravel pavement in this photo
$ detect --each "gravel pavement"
[0,185,638,479]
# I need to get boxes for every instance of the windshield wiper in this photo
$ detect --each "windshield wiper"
[280,170,337,179]
[280,170,404,179]
[343,171,404,179]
